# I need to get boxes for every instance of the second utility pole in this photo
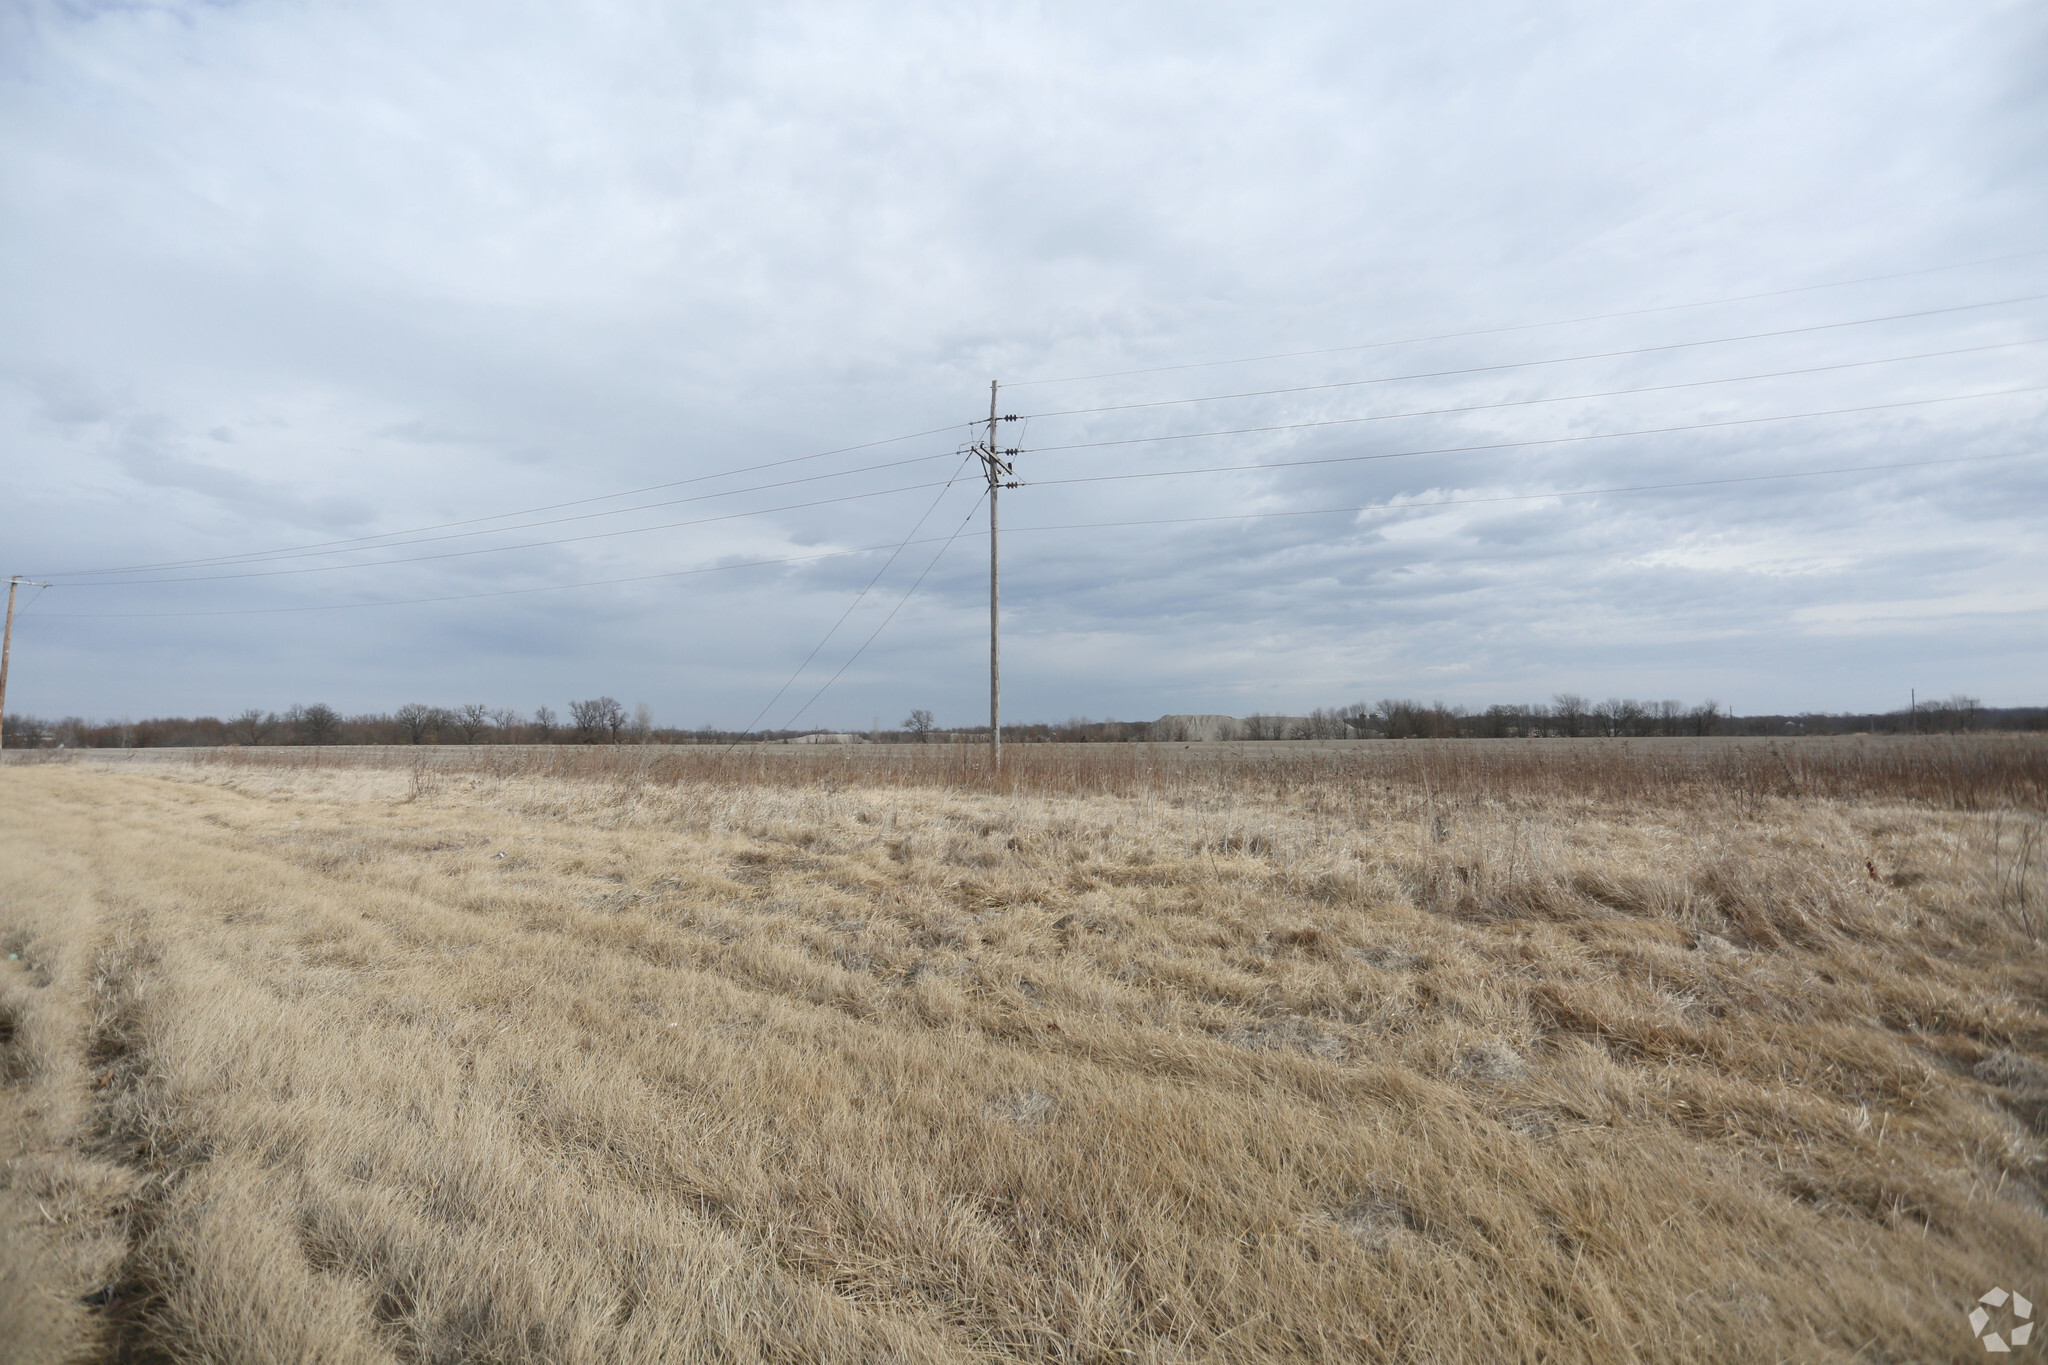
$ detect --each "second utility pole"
[979,381,1016,772]
[0,576,52,757]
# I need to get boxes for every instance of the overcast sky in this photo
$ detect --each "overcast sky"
[3,1,2044,730]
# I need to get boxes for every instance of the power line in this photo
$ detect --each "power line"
[1005,248,2048,387]
[43,384,2042,589]
[252,338,2042,577]
[1015,386,2046,480]
[1002,338,2038,458]
[36,290,2042,582]
[54,478,967,587]
[774,488,990,734]
[1002,451,2035,535]
[54,332,2032,584]
[11,583,51,618]
[40,419,978,579]
[1013,296,2047,419]
[34,451,2022,621]
[33,540,947,620]
[726,457,978,745]
[47,444,975,579]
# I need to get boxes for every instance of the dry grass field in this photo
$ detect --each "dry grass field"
[1,737,2044,1363]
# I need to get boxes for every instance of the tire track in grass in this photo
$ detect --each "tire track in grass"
[16,771,976,1363]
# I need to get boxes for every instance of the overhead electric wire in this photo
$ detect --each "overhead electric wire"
[54,354,2044,588]
[726,456,978,747]
[43,286,2040,582]
[26,262,2044,637]
[46,275,2043,579]
[33,450,2028,621]
[1013,296,2048,419]
[41,418,978,579]
[1001,451,2036,535]
[10,584,51,619]
[1014,385,2047,477]
[53,477,969,586]
[35,540,949,620]
[47,444,976,579]
[1007,338,2038,454]
[774,488,991,735]
[1006,248,2048,387]
[41,384,2044,589]
[88,337,2024,580]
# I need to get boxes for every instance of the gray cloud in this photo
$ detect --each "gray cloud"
[0,0,2043,727]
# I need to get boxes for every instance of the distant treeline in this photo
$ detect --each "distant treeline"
[3,691,2040,749]
[1300,693,2044,740]
[1053,694,2042,742]
[4,699,655,749]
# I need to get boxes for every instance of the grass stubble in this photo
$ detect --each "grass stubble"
[0,737,2043,1363]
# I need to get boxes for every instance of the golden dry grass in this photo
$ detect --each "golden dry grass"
[1,739,2044,1362]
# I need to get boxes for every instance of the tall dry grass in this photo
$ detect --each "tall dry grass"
[1,738,2043,1362]
[152,731,2048,810]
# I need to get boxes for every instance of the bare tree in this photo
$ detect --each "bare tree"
[1654,700,1685,736]
[531,705,557,743]
[1551,693,1589,738]
[1949,694,1982,731]
[1687,700,1723,736]
[1306,707,1349,739]
[1376,700,1426,740]
[904,708,936,742]
[395,703,439,745]
[232,707,275,746]
[291,703,341,745]
[455,704,491,744]
[1595,698,1647,737]
[490,707,523,742]
[569,697,627,743]
[3,713,51,748]
[1337,701,1377,737]
[631,702,654,743]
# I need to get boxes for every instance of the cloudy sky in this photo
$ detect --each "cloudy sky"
[2,1,2044,731]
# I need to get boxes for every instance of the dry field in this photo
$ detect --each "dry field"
[1,737,2044,1363]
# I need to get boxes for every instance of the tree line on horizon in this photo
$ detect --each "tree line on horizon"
[1338,692,2015,739]
[2,698,647,749]
[3,691,2036,749]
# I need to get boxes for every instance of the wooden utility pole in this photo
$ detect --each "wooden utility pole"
[0,577,51,757]
[986,381,1002,771]
[976,382,1016,771]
